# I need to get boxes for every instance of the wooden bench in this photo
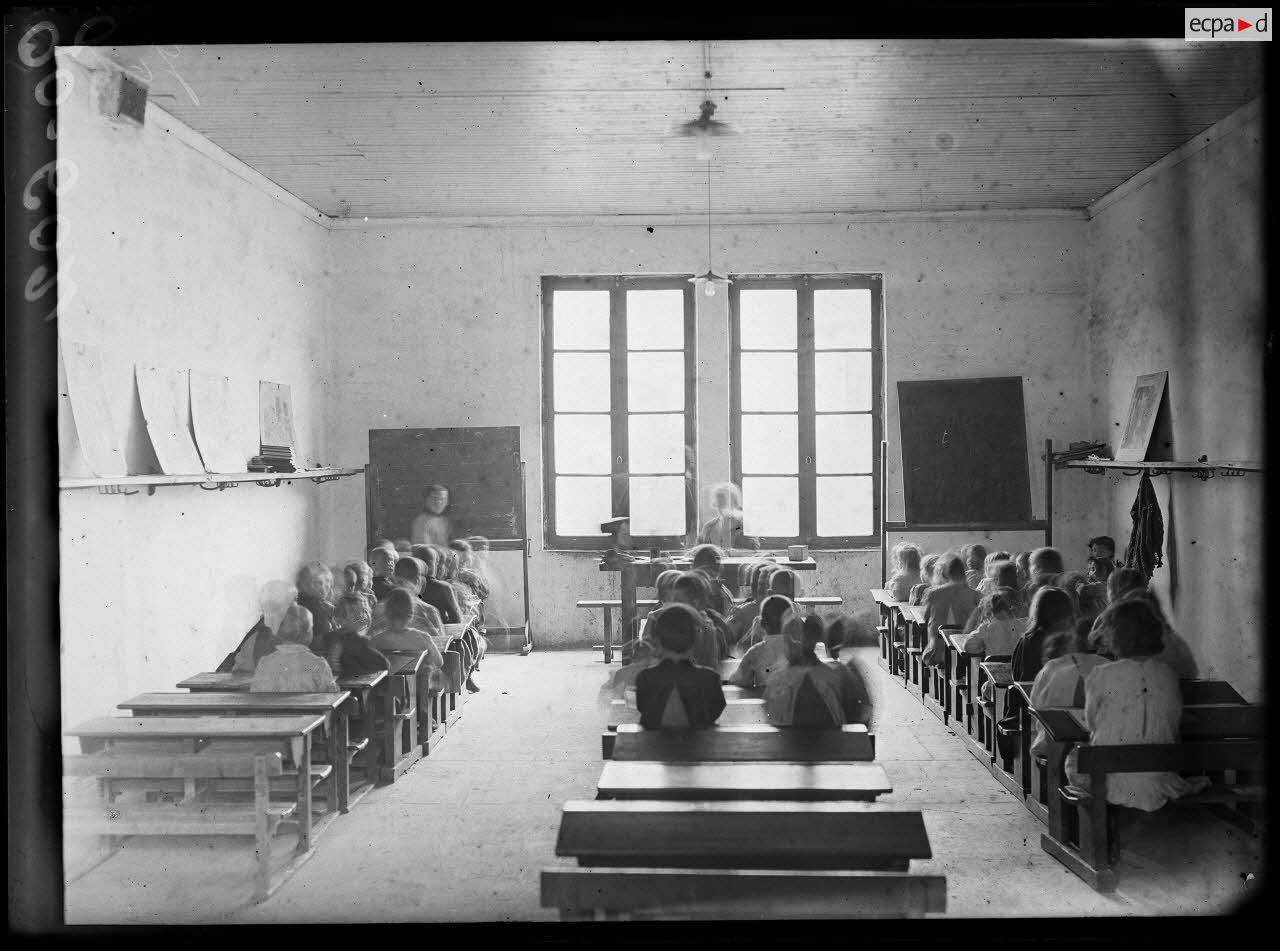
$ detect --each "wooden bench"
[1046,738,1265,892]
[606,697,768,731]
[596,760,892,801]
[64,749,296,902]
[541,867,946,919]
[604,723,875,762]
[378,651,427,782]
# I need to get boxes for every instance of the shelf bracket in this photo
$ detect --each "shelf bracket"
[97,484,139,496]
[255,478,284,488]
[310,475,340,484]
[1192,468,1216,482]
[198,481,238,491]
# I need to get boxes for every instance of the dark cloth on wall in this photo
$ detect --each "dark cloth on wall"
[1125,471,1164,582]
[635,658,727,729]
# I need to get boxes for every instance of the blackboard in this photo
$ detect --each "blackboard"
[367,427,523,547]
[897,377,1031,525]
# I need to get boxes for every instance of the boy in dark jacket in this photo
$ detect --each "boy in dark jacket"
[635,603,727,729]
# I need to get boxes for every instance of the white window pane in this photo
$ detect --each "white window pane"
[815,351,872,412]
[629,414,685,474]
[554,353,611,412]
[817,476,874,537]
[816,414,873,474]
[629,477,686,536]
[740,352,797,412]
[555,476,613,536]
[555,415,611,474]
[626,290,684,350]
[553,290,610,350]
[739,290,797,349]
[742,476,799,538]
[814,288,872,349]
[628,352,685,412]
[741,415,798,474]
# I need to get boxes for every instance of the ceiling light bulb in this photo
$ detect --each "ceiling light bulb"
[704,279,717,297]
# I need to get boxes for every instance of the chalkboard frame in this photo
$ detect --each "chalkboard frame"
[896,375,1034,528]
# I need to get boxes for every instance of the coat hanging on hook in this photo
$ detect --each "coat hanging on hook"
[1124,470,1164,582]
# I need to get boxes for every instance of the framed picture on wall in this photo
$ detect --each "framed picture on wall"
[1116,371,1168,461]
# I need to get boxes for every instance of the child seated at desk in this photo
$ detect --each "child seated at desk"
[963,544,988,589]
[1099,581,1198,679]
[339,559,378,616]
[962,588,1023,660]
[729,595,798,689]
[921,554,981,667]
[1028,623,1107,759]
[909,553,940,605]
[962,562,1022,636]
[1011,586,1076,683]
[726,563,776,647]
[1073,598,1210,855]
[736,568,800,654]
[1023,547,1066,603]
[1013,550,1032,590]
[764,616,849,728]
[975,551,1012,597]
[368,588,445,673]
[324,596,389,679]
[369,544,399,602]
[824,617,878,731]
[250,604,339,692]
[222,580,295,673]
[634,603,727,729]
[887,542,923,603]
[413,545,463,624]
[689,544,737,614]
[297,561,339,644]
[670,572,731,669]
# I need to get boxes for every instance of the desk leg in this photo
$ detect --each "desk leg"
[1044,740,1068,841]
[296,737,313,853]
[603,607,613,664]
[335,709,350,814]
[620,564,637,658]
[361,690,376,771]
[1019,703,1033,798]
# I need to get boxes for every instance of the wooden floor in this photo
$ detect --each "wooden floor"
[63,649,1263,923]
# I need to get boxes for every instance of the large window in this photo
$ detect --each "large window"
[542,277,697,549]
[730,276,883,548]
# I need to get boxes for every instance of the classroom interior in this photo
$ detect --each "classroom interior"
[51,39,1264,921]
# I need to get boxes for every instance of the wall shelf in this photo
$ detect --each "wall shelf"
[1059,459,1262,480]
[59,466,365,495]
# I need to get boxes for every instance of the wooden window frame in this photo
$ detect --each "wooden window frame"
[541,276,698,550]
[729,274,884,550]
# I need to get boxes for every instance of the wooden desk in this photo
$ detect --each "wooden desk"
[66,714,327,852]
[380,651,428,782]
[118,692,352,813]
[607,699,769,731]
[335,671,387,782]
[944,633,979,737]
[556,799,931,871]
[177,671,253,692]
[604,555,817,662]
[609,723,875,762]
[597,761,892,802]
[898,605,927,685]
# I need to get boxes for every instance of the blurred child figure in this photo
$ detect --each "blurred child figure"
[910,553,941,605]
[823,616,878,731]
[964,561,1023,634]
[1011,586,1076,683]
[394,539,412,554]
[369,545,399,602]
[962,588,1023,659]
[635,603,727,729]
[764,616,848,728]
[726,560,771,646]
[339,560,378,615]
[887,543,923,603]
[1088,535,1117,574]
[964,544,988,589]
[670,571,731,669]
[450,538,490,604]
[608,569,684,698]
[251,604,339,692]
[689,543,737,614]
[921,554,981,667]
[413,545,463,624]
[729,595,798,689]
[411,484,452,547]
[324,596,389,679]
[222,580,294,673]
[368,588,445,668]
[296,561,339,647]
[1024,547,1065,603]
[976,551,1013,597]
[697,482,760,551]
[1013,551,1032,590]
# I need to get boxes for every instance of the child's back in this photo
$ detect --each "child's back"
[250,604,338,692]
[635,658,726,728]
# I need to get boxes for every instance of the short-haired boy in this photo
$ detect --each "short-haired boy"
[634,603,726,729]
[250,604,339,692]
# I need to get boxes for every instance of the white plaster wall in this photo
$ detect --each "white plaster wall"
[1087,109,1264,700]
[56,52,332,745]
[320,213,1097,646]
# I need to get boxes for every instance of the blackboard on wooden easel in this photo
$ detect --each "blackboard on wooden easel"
[897,376,1032,526]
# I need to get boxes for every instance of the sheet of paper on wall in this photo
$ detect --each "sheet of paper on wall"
[60,338,128,478]
[1116,371,1168,461]
[135,364,206,475]
[189,371,245,473]
[258,381,297,456]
